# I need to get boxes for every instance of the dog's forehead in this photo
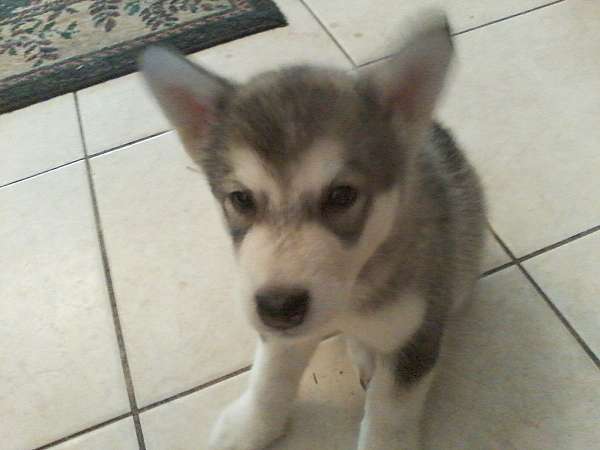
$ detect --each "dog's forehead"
[206,65,403,198]
[219,66,360,198]
[226,66,358,159]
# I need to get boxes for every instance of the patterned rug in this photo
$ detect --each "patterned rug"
[0,0,286,114]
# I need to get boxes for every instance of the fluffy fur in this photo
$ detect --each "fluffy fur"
[140,12,485,450]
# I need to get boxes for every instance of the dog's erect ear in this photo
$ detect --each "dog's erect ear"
[367,13,453,127]
[139,46,233,143]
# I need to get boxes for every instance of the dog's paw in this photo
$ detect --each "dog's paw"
[208,394,288,450]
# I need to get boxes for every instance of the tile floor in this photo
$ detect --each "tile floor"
[1,0,599,449]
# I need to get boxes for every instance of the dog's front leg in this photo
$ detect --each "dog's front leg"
[356,352,436,450]
[209,337,319,450]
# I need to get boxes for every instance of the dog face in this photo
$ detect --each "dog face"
[206,68,408,338]
[140,19,453,338]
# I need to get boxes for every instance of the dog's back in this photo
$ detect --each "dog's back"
[423,123,486,310]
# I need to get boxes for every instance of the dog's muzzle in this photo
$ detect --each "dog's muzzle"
[255,286,310,330]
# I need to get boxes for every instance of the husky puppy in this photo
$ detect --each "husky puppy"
[140,13,485,450]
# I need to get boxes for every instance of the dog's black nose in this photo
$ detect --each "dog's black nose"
[255,287,310,330]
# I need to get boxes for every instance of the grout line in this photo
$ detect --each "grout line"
[480,260,516,278]
[32,413,132,450]
[0,157,85,189]
[89,129,172,159]
[489,227,600,370]
[138,334,337,415]
[358,0,568,69]
[74,93,147,450]
[30,366,252,449]
[357,52,397,70]
[452,0,567,36]
[480,223,600,278]
[515,224,600,264]
[479,223,519,278]
[298,0,357,68]
[518,265,600,369]
[139,365,252,413]
[1,130,173,191]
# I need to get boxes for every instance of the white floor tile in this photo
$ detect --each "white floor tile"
[141,336,364,450]
[439,0,600,255]
[0,94,83,186]
[524,231,600,357]
[91,132,256,407]
[52,418,138,450]
[426,268,600,449]
[77,0,352,155]
[303,0,549,65]
[77,72,171,156]
[140,269,600,449]
[0,164,130,450]
[142,373,247,450]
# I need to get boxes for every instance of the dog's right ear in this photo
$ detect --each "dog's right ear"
[364,13,453,133]
[139,46,233,145]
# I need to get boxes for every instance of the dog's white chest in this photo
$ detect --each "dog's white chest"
[340,292,426,353]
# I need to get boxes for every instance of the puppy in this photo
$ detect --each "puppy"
[140,12,485,450]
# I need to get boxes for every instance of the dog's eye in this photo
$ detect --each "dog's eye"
[229,190,256,214]
[324,185,358,210]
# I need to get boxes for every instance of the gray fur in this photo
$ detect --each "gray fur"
[345,121,485,384]
[141,13,486,448]
[401,124,485,383]
[142,50,485,371]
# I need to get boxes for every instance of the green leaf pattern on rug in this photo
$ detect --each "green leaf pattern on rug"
[0,0,230,69]
[0,2,79,68]
[89,0,121,32]
[138,1,228,31]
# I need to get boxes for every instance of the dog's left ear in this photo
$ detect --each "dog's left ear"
[139,46,234,147]
[366,13,453,129]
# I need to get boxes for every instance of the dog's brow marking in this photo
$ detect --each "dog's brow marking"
[290,139,345,196]
[230,146,282,205]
